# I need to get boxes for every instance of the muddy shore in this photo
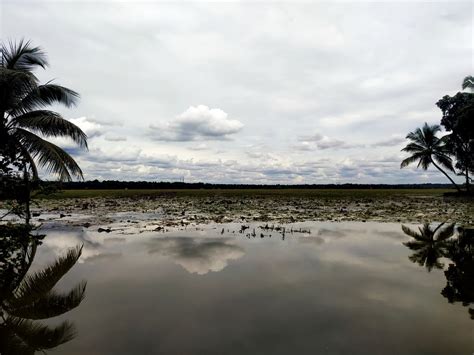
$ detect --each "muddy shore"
[18,191,472,231]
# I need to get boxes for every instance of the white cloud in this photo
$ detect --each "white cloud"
[4,2,470,184]
[70,116,104,139]
[149,105,244,141]
[296,133,362,150]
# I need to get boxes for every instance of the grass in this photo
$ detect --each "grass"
[38,188,453,200]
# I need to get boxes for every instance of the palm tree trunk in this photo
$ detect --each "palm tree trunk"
[466,169,470,192]
[430,158,462,193]
[23,165,31,224]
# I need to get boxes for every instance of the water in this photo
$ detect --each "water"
[7,222,474,354]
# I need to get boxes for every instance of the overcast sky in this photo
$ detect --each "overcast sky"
[1,1,472,183]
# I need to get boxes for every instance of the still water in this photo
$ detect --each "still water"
[8,222,474,354]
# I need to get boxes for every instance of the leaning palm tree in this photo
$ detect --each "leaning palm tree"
[0,39,87,182]
[400,123,461,192]
[0,226,86,354]
[402,222,455,271]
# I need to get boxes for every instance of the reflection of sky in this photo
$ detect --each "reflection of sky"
[34,222,474,355]
[147,238,244,275]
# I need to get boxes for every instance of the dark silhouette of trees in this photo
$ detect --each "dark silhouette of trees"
[1,40,88,222]
[0,225,86,354]
[0,40,87,182]
[400,123,460,192]
[402,222,454,271]
[403,222,474,320]
[441,227,474,319]
[401,76,474,194]
[436,77,474,192]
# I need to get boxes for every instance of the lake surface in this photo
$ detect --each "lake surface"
[27,222,474,354]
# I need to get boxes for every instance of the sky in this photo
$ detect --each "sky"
[1,0,472,184]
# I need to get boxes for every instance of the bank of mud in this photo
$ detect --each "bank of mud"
[25,192,473,230]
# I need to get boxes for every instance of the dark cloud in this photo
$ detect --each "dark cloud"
[371,136,406,148]
[104,135,127,142]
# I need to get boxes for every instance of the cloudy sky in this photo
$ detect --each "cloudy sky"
[1,1,472,183]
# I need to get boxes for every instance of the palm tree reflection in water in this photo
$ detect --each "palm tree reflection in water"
[0,225,86,354]
[402,222,474,319]
[402,222,454,271]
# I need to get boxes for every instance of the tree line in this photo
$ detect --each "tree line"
[43,180,455,190]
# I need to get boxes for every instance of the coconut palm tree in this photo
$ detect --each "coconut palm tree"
[400,123,461,192]
[402,222,455,271]
[0,39,87,182]
[0,225,86,354]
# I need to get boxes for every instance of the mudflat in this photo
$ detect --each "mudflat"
[17,189,473,229]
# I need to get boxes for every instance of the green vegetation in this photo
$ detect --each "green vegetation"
[401,123,460,192]
[437,81,474,191]
[402,76,474,193]
[40,188,453,199]
[0,40,87,182]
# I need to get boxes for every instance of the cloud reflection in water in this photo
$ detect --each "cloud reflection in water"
[147,237,245,275]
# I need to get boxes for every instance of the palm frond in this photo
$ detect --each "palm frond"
[406,127,425,145]
[7,281,86,320]
[422,122,441,142]
[401,143,426,153]
[408,249,444,271]
[11,245,83,306]
[5,316,76,350]
[1,39,48,71]
[435,223,455,242]
[10,110,88,149]
[433,153,454,172]
[0,68,38,109]
[14,128,84,181]
[418,155,431,170]
[401,225,422,239]
[400,153,423,168]
[9,84,80,116]
[403,240,426,251]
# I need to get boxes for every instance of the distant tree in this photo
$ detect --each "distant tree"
[462,76,474,90]
[0,40,87,182]
[436,76,474,192]
[400,123,461,192]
